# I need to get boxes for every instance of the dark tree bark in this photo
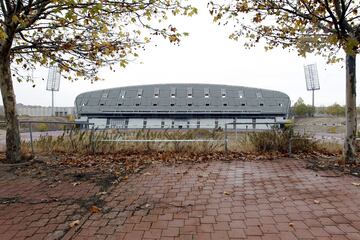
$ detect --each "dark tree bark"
[0,39,21,163]
[344,53,357,164]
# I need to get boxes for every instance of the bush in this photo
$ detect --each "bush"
[327,126,337,134]
[37,123,49,132]
[67,114,75,122]
[325,103,345,116]
[293,98,314,117]
[247,128,317,153]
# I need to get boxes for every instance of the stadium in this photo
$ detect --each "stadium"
[74,84,291,129]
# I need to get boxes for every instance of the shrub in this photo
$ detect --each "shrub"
[325,103,345,116]
[247,128,317,153]
[37,123,49,132]
[293,98,314,117]
[327,126,337,134]
[67,114,75,122]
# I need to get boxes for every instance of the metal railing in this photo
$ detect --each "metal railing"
[223,122,283,152]
[0,120,344,157]
[97,123,224,148]
[0,120,95,156]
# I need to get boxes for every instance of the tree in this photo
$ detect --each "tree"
[0,0,196,162]
[293,98,314,117]
[209,0,359,164]
[326,103,345,116]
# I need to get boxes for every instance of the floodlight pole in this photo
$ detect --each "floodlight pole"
[46,66,60,117]
[312,89,315,117]
[304,64,320,117]
[52,89,54,116]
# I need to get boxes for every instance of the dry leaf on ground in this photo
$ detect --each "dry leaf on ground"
[90,205,101,213]
[69,220,80,228]
[96,191,107,196]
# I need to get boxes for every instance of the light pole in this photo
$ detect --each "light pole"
[304,64,320,117]
[46,66,61,116]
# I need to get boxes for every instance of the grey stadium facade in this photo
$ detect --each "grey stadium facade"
[75,84,291,130]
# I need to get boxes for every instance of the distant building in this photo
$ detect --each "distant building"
[0,104,75,117]
[75,84,291,129]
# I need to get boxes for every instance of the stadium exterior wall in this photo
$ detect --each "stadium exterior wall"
[75,84,291,130]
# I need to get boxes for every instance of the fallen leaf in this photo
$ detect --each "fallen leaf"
[352,182,360,186]
[90,205,101,213]
[69,220,80,228]
[143,172,152,176]
[96,192,107,196]
[314,200,320,204]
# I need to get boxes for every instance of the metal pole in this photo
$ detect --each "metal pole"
[29,122,34,157]
[312,89,315,117]
[52,89,54,116]
[235,122,237,141]
[288,129,292,157]
[91,125,95,154]
[224,123,228,153]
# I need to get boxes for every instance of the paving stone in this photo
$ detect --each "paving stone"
[1,159,360,240]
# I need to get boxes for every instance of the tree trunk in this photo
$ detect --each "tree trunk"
[344,53,357,164]
[0,52,21,163]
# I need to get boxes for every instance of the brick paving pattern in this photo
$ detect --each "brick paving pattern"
[1,159,360,239]
[0,174,100,240]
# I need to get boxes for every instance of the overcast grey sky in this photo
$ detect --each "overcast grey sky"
[12,1,356,107]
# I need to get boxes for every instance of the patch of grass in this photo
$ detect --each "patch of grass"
[37,123,49,132]
[23,128,225,155]
[327,126,337,134]
[22,127,327,156]
[318,142,342,155]
[233,128,318,154]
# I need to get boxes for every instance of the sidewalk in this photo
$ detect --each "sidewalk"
[0,159,359,239]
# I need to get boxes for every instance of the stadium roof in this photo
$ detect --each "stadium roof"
[75,84,290,116]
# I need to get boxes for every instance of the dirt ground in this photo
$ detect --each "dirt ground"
[293,117,348,143]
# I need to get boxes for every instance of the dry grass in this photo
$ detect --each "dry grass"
[22,128,225,154]
[22,127,326,156]
[317,141,343,155]
[229,129,318,154]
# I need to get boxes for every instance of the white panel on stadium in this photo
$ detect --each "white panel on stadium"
[256,119,275,130]
[146,118,162,129]
[235,119,252,130]
[128,118,144,129]
[89,118,107,129]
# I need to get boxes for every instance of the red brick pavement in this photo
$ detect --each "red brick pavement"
[1,159,360,239]
[0,174,100,240]
[72,159,360,240]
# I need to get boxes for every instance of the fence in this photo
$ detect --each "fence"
[0,120,95,156]
[0,120,345,157]
[223,122,283,152]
